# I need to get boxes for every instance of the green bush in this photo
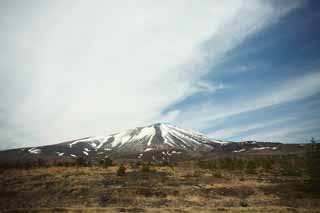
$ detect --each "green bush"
[240,199,249,207]
[141,164,151,172]
[159,161,175,168]
[36,159,48,167]
[305,148,320,195]
[261,157,273,171]
[99,158,113,168]
[75,157,88,167]
[245,160,258,174]
[212,170,222,178]
[198,157,247,171]
[117,165,126,176]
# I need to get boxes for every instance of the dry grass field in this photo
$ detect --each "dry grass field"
[1,152,320,213]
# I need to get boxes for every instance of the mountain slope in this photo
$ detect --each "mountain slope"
[0,123,302,163]
[67,123,228,153]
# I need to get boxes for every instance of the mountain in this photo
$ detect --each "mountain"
[0,123,305,163]
[67,123,228,152]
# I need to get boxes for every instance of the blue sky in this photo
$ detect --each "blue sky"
[0,0,319,149]
[162,0,320,143]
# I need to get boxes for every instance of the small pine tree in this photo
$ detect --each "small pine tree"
[240,199,249,207]
[36,158,47,167]
[306,145,320,194]
[141,163,151,172]
[246,160,257,174]
[99,158,113,168]
[117,165,126,176]
[75,157,87,167]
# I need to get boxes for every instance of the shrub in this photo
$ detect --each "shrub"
[117,165,126,176]
[55,160,75,167]
[212,170,222,178]
[99,158,113,168]
[75,157,89,167]
[305,147,320,195]
[135,161,142,167]
[36,158,47,167]
[246,160,257,174]
[261,157,273,171]
[141,164,151,172]
[159,161,174,168]
[240,199,249,207]
[197,157,247,171]
[280,157,302,176]
[15,160,32,169]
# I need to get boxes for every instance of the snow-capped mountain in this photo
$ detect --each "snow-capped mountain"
[0,123,294,163]
[68,123,228,153]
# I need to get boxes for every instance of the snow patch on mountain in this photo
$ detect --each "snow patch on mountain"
[28,148,41,154]
[135,126,155,146]
[252,146,278,150]
[56,152,64,156]
[65,123,229,153]
[233,149,246,153]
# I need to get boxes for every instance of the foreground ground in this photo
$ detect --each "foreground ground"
[0,153,319,212]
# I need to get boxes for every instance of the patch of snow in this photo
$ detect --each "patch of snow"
[111,130,134,147]
[170,150,182,154]
[252,147,264,150]
[162,151,166,155]
[144,148,153,152]
[159,124,177,147]
[70,154,77,158]
[167,124,205,139]
[95,136,112,149]
[233,149,246,153]
[134,126,155,146]
[211,139,229,145]
[167,124,229,145]
[152,155,155,161]
[69,137,91,148]
[83,151,89,156]
[56,152,64,156]
[168,126,202,147]
[138,153,143,159]
[252,147,276,150]
[84,148,90,152]
[69,136,111,150]
[28,148,41,154]
[104,148,112,151]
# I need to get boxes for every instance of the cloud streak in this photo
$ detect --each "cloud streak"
[170,71,320,132]
[0,0,303,149]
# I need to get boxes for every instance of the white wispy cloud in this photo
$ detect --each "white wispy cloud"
[239,118,320,143]
[208,117,294,140]
[0,0,302,148]
[170,71,320,131]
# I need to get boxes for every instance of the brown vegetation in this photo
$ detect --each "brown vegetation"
[0,151,319,212]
